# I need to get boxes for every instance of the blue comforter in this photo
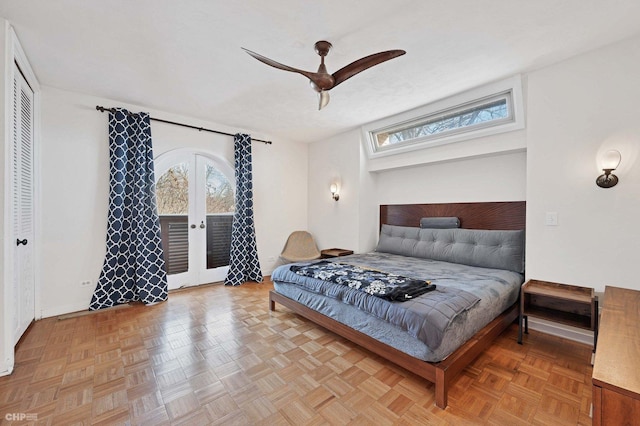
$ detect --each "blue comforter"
[272,254,493,350]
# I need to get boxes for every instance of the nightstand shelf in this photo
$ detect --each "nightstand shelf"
[321,248,354,258]
[518,279,598,350]
[522,305,592,329]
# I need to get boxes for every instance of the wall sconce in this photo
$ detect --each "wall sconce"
[596,149,621,188]
[330,183,340,201]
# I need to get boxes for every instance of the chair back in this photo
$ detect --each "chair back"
[280,231,321,262]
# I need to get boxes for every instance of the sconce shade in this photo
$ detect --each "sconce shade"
[601,150,621,171]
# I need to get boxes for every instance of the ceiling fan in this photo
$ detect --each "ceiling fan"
[242,41,406,110]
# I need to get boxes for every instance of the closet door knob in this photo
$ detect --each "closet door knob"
[190,224,196,229]
[199,221,206,229]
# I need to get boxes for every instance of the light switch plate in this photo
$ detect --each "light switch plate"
[545,212,558,226]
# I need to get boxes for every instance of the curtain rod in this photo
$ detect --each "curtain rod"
[95,105,272,145]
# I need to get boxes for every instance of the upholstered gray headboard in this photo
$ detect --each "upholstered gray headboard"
[376,224,525,273]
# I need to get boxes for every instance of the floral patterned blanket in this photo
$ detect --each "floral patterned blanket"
[289,261,436,302]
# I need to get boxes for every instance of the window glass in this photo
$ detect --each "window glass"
[204,162,234,269]
[156,162,188,215]
[205,164,235,214]
[156,162,189,275]
[373,93,512,152]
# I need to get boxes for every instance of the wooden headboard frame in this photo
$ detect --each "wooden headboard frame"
[380,201,526,230]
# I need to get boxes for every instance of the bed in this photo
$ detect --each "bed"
[269,201,526,409]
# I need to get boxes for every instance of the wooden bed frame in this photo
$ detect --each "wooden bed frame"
[269,201,526,409]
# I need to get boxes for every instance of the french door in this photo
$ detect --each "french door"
[156,152,234,290]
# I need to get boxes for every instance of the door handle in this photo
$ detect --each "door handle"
[199,221,206,229]
[190,224,196,229]
[16,238,28,246]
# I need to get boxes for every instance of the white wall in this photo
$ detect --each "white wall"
[308,133,527,253]
[357,140,379,253]
[375,152,527,206]
[526,35,640,292]
[307,129,363,251]
[39,87,308,317]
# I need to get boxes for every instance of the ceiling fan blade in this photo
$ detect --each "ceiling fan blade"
[332,49,406,87]
[318,91,330,110]
[242,48,316,80]
[244,42,405,109]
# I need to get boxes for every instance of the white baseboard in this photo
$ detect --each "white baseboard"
[527,317,594,347]
[41,301,90,319]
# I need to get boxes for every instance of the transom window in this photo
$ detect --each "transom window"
[362,76,524,160]
[375,93,511,150]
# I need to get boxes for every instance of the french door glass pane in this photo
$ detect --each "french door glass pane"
[205,163,234,270]
[156,162,188,275]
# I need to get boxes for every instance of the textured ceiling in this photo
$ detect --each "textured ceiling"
[2,1,640,143]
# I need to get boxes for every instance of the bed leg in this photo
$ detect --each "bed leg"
[269,294,276,311]
[435,368,448,409]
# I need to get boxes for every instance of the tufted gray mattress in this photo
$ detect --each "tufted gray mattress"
[271,252,523,362]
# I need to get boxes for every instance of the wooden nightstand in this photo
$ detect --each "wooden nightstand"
[518,279,598,351]
[320,248,354,258]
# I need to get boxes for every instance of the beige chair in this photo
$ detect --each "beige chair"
[280,231,321,263]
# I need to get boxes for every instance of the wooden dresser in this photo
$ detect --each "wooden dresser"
[592,286,640,425]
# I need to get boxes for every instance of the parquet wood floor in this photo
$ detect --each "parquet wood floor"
[0,279,593,425]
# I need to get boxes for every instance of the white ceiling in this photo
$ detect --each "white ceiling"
[2,1,640,144]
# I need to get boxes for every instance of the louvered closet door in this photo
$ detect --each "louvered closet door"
[12,68,35,344]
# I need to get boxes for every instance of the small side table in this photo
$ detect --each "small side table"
[321,248,354,258]
[518,279,598,351]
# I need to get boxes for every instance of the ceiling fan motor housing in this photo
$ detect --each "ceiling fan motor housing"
[314,41,332,56]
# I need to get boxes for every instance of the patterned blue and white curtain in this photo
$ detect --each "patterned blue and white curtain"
[90,108,168,310]
[225,134,263,286]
